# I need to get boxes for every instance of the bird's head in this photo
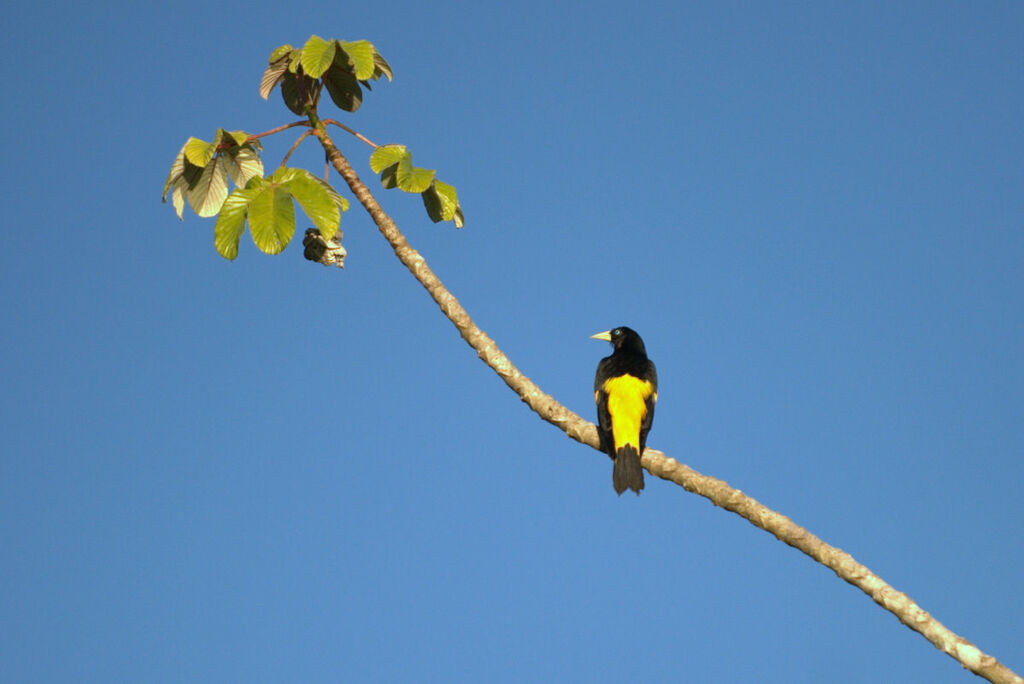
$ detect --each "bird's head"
[591,326,647,355]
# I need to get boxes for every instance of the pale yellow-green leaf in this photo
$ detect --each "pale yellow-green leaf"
[369,144,407,173]
[162,144,186,200]
[301,35,336,79]
[268,44,292,64]
[433,180,459,221]
[340,40,376,80]
[248,185,295,254]
[223,147,264,188]
[397,159,435,193]
[214,188,256,260]
[312,176,349,213]
[184,137,214,167]
[285,172,340,241]
[187,156,229,217]
[172,177,188,220]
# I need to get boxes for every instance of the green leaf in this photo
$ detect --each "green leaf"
[340,40,376,80]
[268,44,293,64]
[323,64,362,112]
[268,166,301,184]
[421,180,461,223]
[181,158,204,190]
[227,130,250,146]
[379,163,399,189]
[301,35,336,79]
[260,59,288,99]
[372,50,393,82]
[223,147,264,188]
[214,188,257,260]
[248,184,295,254]
[369,145,433,192]
[397,159,435,193]
[162,144,186,201]
[184,137,214,167]
[187,156,229,217]
[171,177,189,220]
[284,172,340,240]
[280,71,308,115]
[370,144,408,173]
[288,48,302,74]
[311,176,349,213]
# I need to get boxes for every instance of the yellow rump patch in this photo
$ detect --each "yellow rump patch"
[601,375,655,451]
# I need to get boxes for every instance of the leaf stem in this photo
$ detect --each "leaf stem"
[280,129,315,168]
[322,119,378,148]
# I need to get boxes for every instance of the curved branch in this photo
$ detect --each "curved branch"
[280,129,315,168]
[322,119,378,148]
[310,127,1022,684]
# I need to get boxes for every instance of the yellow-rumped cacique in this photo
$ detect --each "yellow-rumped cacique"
[592,327,658,495]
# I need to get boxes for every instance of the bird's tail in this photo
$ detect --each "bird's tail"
[612,445,645,495]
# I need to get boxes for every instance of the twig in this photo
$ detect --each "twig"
[280,129,315,168]
[322,119,378,148]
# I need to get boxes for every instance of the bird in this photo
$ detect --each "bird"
[592,327,658,495]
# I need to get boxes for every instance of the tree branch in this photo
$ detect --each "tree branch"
[310,126,1022,684]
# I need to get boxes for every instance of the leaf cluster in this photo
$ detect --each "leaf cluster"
[213,167,348,260]
[163,34,466,261]
[370,145,465,228]
[162,129,264,219]
[260,36,392,115]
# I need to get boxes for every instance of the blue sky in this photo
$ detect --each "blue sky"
[2,1,1022,682]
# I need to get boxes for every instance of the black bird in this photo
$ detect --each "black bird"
[592,327,658,495]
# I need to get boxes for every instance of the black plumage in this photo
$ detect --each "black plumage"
[592,327,658,495]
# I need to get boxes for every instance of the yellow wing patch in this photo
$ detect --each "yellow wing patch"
[601,375,655,451]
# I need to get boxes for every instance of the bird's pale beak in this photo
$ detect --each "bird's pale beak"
[590,330,612,341]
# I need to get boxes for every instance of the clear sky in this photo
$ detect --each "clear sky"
[2,1,1022,682]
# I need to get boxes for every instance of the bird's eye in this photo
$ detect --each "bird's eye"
[613,328,621,336]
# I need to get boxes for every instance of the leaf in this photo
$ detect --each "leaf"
[453,206,465,229]
[181,158,204,189]
[300,35,336,79]
[268,166,301,184]
[421,185,444,223]
[288,48,302,74]
[248,184,295,254]
[421,180,461,223]
[162,144,186,200]
[280,71,308,116]
[340,40,376,80]
[396,159,435,193]
[187,156,229,217]
[370,144,408,173]
[260,59,288,100]
[214,188,257,260]
[184,137,214,167]
[284,172,340,240]
[373,50,393,82]
[369,145,433,192]
[311,176,349,213]
[268,44,293,64]
[323,64,362,112]
[227,130,250,146]
[171,177,189,220]
[223,146,264,188]
[379,163,399,189]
